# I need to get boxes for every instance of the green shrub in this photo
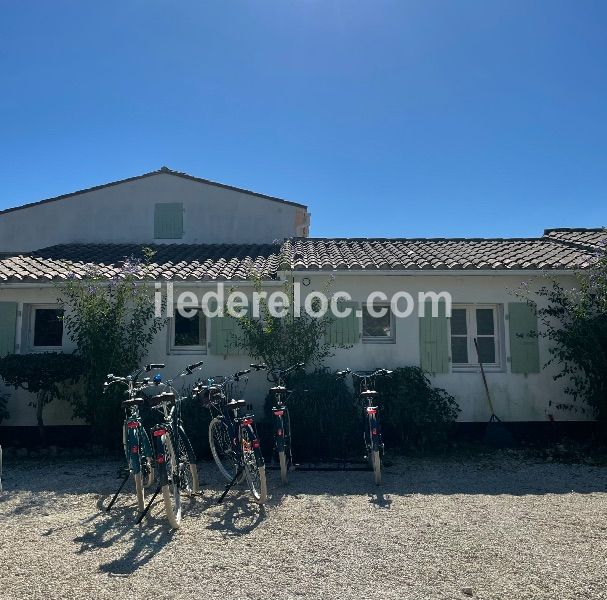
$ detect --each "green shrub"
[375,367,460,450]
[0,353,84,444]
[0,390,9,424]
[265,370,359,462]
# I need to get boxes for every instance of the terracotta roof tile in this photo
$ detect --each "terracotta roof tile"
[0,229,603,283]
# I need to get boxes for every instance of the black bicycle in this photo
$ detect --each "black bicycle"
[336,368,392,485]
[194,370,267,504]
[138,360,204,529]
[251,362,304,484]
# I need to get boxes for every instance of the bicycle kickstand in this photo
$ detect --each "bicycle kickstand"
[136,484,162,524]
[106,472,130,512]
[217,467,244,504]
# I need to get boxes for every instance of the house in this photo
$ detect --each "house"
[0,167,604,438]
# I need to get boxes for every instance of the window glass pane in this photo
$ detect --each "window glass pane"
[33,309,64,347]
[451,337,468,364]
[174,311,202,346]
[476,337,496,363]
[362,305,392,338]
[476,309,495,336]
[450,309,467,335]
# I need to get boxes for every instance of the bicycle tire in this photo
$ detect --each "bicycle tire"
[161,434,182,529]
[124,422,149,509]
[209,417,240,482]
[139,427,156,489]
[241,425,267,504]
[278,451,288,485]
[177,426,199,495]
[371,450,382,486]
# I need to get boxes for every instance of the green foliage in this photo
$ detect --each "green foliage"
[57,249,166,437]
[0,352,84,441]
[265,369,359,461]
[520,237,607,420]
[231,272,340,371]
[375,367,460,450]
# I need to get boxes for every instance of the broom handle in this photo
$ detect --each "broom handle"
[474,338,495,415]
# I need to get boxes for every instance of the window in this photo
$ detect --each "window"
[154,203,184,239]
[450,305,501,369]
[362,303,395,343]
[29,306,64,350]
[170,309,207,353]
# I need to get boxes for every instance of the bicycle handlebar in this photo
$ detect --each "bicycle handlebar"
[336,368,393,379]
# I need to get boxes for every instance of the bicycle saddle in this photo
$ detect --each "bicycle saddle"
[227,399,247,410]
[269,386,288,393]
[121,397,144,408]
[146,391,176,407]
[361,390,379,398]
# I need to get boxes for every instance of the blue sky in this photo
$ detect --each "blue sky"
[1,1,605,238]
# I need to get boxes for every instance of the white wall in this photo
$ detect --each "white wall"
[0,173,310,252]
[0,272,585,427]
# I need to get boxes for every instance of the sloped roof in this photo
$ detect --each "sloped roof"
[281,236,598,271]
[0,229,603,283]
[0,243,282,282]
[543,228,607,250]
[0,167,306,216]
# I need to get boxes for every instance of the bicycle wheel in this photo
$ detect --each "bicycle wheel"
[371,450,381,486]
[279,409,293,484]
[241,425,267,504]
[176,426,199,495]
[139,428,156,489]
[123,422,146,511]
[161,434,182,529]
[209,417,240,482]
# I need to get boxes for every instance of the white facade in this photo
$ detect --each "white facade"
[0,271,580,427]
[0,171,310,252]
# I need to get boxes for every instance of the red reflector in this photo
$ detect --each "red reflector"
[131,445,139,454]
[372,428,377,436]
[277,429,283,436]
[367,408,377,414]
[153,428,166,437]
[127,421,140,429]
[273,410,284,417]
[156,455,165,464]
[252,440,260,449]
[242,418,253,426]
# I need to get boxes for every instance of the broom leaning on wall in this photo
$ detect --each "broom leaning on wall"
[474,338,515,448]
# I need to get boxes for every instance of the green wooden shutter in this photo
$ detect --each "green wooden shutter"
[419,300,448,374]
[326,301,360,345]
[154,203,184,239]
[0,302,17,357]
[209,302,247,356]
[508,302,540,374]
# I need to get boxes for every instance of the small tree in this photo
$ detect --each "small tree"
[520,236,607,422]
[57,249,166,438]
[231,272,339,372]
[0,353,84,444]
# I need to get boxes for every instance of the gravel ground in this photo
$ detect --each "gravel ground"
[1,454,606,600]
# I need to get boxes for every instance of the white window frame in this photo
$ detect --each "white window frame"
[449,304,504,372]
[168,309,207,355]
[362,302,395,344]
[27,304,64,352]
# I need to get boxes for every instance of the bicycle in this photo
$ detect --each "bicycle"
[251,362,304,484]
[139,360,204,529]
[336,368,393,485]
[194,369,267,504]
[104,363,165,512]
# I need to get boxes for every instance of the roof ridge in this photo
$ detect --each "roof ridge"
[544,227,605,234]
[0,168,306,216]
[290,236,544,243]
